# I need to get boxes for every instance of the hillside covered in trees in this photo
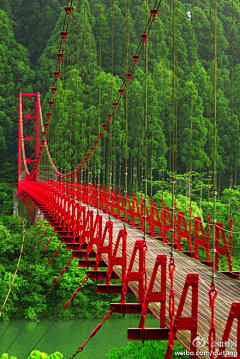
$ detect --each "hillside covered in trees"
[0,0,240,191]
[1,0,240,253]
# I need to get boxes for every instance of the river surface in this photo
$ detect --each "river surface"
[0,316,159,358]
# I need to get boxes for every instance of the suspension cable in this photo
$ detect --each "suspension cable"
[0,219,25,318]
[171,0,176,259]
[97,0,102,211]
[150,8,156,199]
[208,0,212,221]
[61,44,65,172]
[71,0,162,179]
[162,0,166,200]
[113,110,116,190]
[88,0,93,205]
[124,0,129,226]
[141,41,145,195]
[143,0,148,242]
[175,0,179,200]
[103,122,106,184]
[57,68,61,169]
[188,0,194,245]
[69,11,74,170]
[64,27,70,171]
[41,1,162,181]
[230,0,234,218]
[81,0,85,194]
[0,224,60,342]
[189,0,194,209]
[75,0,80,168]
[51,87,55,166]
[119,92,123,190]
[168,2,176,351]
[212,0,217,285]
[24,275,89,357]
[208,3,218,350]
[108,0,114,219]
[133,56,137,194]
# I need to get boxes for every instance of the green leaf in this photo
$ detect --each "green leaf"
[27,350,48,359]
[48,352,63,359]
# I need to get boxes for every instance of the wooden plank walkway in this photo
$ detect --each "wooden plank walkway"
[18,181,240,358]
[87,205,240,357]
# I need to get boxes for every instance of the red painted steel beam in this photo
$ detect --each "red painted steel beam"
[18,93,40,186]
[128,328,169,341]
[97,284,132,295]
[87,270,119,280]
[110,303,151,315]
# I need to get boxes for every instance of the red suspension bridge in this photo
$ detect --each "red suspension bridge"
[4,0,240,358]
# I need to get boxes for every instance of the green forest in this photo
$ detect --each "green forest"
[1,0,240,188]
[2,0,240,226]
[0,0,240,357]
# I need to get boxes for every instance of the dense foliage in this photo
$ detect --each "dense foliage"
[107,341,190,358]
[0,350,63,359]
[1,0,240,232]
[0,211,128,321]
[1,0,240,195]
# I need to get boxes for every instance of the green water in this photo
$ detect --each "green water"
[0,316,159,359]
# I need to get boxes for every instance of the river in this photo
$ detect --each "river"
[0,316,159,358]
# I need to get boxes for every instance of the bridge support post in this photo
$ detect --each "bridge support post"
[216,302,240,359]
[165,273,199,359]
[215,222,233,273]
[18,93,40,187]
[125,254,169,341]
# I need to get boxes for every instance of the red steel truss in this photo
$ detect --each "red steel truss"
[18,93,40,186]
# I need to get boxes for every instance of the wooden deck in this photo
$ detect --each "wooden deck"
[18,182,240,358]
[87,205,240,357]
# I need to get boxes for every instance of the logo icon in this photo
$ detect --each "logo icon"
[192,335,208,348]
